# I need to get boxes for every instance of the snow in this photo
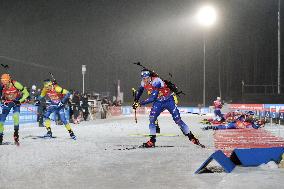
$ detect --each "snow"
[259,161,279,170]
[1,114,284,189]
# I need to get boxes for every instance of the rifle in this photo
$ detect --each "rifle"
[133,62,185,96]
[132,88,138,123]
[1,64,9,70]
[49,72,57,85]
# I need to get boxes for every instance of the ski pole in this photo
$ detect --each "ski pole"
[132,88,138,123]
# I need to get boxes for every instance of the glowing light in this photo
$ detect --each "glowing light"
[197,5,217,27]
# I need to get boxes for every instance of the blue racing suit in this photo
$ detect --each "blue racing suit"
[136,77,190,135]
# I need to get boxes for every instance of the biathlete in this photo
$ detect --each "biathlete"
[0,73,29,145]
[132,69,205,148]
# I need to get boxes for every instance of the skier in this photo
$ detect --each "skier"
[0,73,29,145]
[213,97,224,121]
[132,69,205,148]
[202,119,264,130]
[35,79,76,140]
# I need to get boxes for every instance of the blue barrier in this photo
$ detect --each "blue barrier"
[265,111,270,118]
[258,111,283,119]
[270,112,278,118]
[230,104,284,120]
[1,104,72,125]
[280,112,284,120]
[261,104,284,119]
[0,104,38,125]
[120,106,209,115]
[264,104,284,110]
[230,147,284,166]
[195,150,236,174]
[122,106,132,115]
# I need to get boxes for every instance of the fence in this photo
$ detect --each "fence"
[3,104,283,125]
[228,104,284,124]
[1,104,38,125]
[110,106,210,116]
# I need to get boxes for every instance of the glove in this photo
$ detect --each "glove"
[13,100,21,106]
[52,80,57,85]
[34,100,40,106]
[1,102,9,108]
[57,101,64,108]
[132,101,140,110]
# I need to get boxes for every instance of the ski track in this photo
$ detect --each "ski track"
[0,115,284,189]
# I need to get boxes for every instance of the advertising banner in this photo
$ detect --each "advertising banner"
[229,104,264,111]
[1,104,38,125]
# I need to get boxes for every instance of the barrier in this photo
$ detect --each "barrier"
[1,104,38,125]
[228,104,284,120]
[195,150,236,174]
[109,107,122,116]
[122,106,132,115]
[229,104,264,111]
[120,106,209,116]
[195,147,284,174]
[230,147,284,166]
[2,103,283,123]
[1,104,73,125]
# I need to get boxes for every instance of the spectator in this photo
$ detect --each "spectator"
[81,93,89,121]
[36,88,45,127]
[71,91,81,124]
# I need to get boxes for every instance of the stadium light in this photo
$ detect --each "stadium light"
[82,65,87,94]
[196,5,217,107]
[197,5,217,27]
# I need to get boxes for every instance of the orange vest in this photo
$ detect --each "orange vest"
[144,77,171,98]
[46,87,63,103]
[2,81,21,102]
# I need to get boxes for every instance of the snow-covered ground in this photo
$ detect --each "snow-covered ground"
[1,114,284,189]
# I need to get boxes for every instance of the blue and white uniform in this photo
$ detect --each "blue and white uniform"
[136,77,190,135]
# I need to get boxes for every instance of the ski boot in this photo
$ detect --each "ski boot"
[14,129,20,146]
[69,130,76,140]
[0,133,3,145]
[142,135,156,148]
[187,132,205,148]
[44,130,53,138]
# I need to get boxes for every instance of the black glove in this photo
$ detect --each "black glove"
[1,102,8,108]
[132,101,140,110]
[34,100,40,106]
[52,80,57,85]
[13,100,21,106]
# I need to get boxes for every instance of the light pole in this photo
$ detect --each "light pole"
[277,0,281,94]
[196,5,217,107]
[82,65,86,94]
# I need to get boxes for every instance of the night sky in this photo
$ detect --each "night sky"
[0,0,283,105]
